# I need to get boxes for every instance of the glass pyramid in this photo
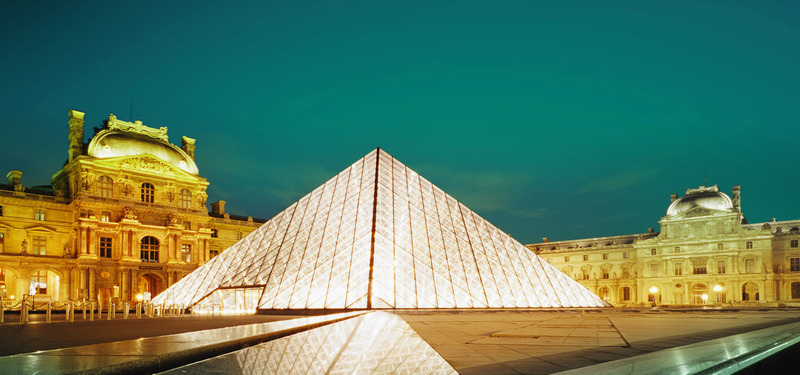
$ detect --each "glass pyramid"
[152,148,607,310]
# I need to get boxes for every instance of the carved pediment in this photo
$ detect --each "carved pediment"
[684,207,712,218]
[120,156,178,175]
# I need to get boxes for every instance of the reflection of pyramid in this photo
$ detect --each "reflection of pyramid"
[153,148,606,309]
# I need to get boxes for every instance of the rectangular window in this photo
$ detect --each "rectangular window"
[602,253,608,260]
[34,209,46,221]
[602,269,609,279]
[101,211,111,222]
[674,247,681,253]
[181,244,191,263]
[622,266,630,278]
[209,249,219,259]
[0,232,4,253]
[791,258,800,272]
[33,236,47,255]
[99,237,112,258]
[211,229,218,238]
[583,254,589,261]
[236,231,243,240]
[0,205,3,216]
[650,264,658,277]
[623,287,631,301]
[717,243,724,250]
[564,256,569,262]
[582,269,589,280]
[792,240,799,248]
[745,259,755,273]
[717,259,726,274]
[792,283,800,299]
[31,270,47,294]
[184,221,191,230]
[746,241,753,249]
[693,260,707,275]
[623,251,629,259]
[651,249,657,255]
[674,262,683,276]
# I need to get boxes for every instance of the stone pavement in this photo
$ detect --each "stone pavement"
[2,308,800,374]
[398,308,800,374]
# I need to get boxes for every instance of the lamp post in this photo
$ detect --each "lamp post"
[649,286,659,307]
[713,284,723,304]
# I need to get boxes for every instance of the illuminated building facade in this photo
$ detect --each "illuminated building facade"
[528,185,800,307]
[0,110,262,305]
[153,148,607,311]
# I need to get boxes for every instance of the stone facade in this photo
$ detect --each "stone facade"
[527,185,800,307]
[0,110,263,306]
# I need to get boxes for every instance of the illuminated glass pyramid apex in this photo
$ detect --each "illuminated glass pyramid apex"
[153,148,607,310]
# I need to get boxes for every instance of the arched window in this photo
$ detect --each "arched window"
[30,270,48,294]
[98,176,113,197]
[179,189,191,208]
[140,236,159,263]
[141,183,155,203]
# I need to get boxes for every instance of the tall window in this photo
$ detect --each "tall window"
[717,243,724,250]
[31,270,47,294]
[791,258,800,272]
[792,240,799,248]
[623,251,629,259]
[209,249,220,259]
[140,236,159,263]
[101,211,111,222]
[717,259,726,274]
[211,229,218,238]
[100,237,112,258]
[792,282,800,299]
[33,236,47,255]
[181,244,191,263]
[583,254,589,261]
[183,221,192,230]
[602,269,609,279]
[692,259,707,274]
[650,264,658,277]
[236,231,242,240]
[745,259,755,273]
[179,189,191,208]
[622,287,631,301]
[141,183,155,203]
[674,247,681,253]
[0,233,4,253]
[581,269,589,280]
[564,256,569,262]
[746,241,753,249]
[650,249,657,255]
[602,253,608,260]
[34,209,46,221]
[98,175,113,197]
[622,266,630,278]
[0,205,3,216]
[674,262,683,276]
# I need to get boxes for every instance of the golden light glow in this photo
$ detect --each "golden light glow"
[151,149,607,310]
[713,285,723,292]
[649,286,659,293]
[136,293,143,301]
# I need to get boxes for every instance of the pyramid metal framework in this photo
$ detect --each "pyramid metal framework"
[153,148,607,310]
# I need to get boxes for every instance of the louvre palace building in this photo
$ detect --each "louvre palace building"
[0,110,263,306]
[527,185,800,307]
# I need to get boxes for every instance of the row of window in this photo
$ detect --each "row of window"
[96,176,193,208]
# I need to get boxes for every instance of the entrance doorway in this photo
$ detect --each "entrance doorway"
[137,274,161,301]
[742,282,759,302]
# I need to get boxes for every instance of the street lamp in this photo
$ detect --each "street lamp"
[713,284,723,303]
[649,286,659,307]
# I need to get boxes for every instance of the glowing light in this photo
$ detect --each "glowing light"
[136,294,143,301]
[701,294,709,301]
[649,286,659,293]
[713,285,723,292]
[152,149,606,310]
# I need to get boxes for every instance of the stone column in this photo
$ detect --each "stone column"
[121,268,129,302]
[88,267,96,301]
[70,267,79,300]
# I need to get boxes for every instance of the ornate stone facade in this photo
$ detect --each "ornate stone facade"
[0,110,263,306]
[527,185,800,307]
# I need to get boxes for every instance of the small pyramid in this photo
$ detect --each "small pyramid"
[154,148,607,309]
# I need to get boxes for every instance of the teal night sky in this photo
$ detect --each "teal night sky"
[2,1,798,243]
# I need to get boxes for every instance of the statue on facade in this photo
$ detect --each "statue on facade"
[63,243,72,258]
[20,239,28,255]
[123,207,138,220]
[197,189,208,207]
[167,213,179,225]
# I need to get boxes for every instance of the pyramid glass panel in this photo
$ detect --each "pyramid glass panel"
[152,148,607,310]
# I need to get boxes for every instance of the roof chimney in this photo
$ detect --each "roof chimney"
[181,136,196,160]
[211,200,226,215]
[670,193,678,203]
[542,237,550,243]
[732,185,741,212]
[68,109,85,162]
